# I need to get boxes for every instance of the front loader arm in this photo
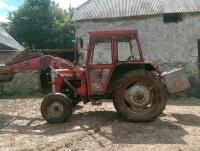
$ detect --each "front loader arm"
[0,55,75,74]
[0,54,80,83]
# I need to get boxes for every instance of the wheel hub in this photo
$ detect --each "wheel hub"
[48,102,64,117]
[125,84,151,108]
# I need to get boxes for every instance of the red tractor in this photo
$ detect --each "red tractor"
[0,29,190,123]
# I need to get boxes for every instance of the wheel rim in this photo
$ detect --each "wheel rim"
[125,83,154,112]
[47,102,64,118]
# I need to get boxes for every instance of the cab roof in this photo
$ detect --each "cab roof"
[88,29,138,37]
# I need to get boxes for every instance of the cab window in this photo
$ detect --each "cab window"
[118,36,140,61]
[91,37,112,64]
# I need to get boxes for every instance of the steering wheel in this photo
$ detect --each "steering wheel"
[127,56,136,61]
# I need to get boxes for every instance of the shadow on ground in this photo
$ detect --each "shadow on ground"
[1,108,198,145]
[172,113,200,127]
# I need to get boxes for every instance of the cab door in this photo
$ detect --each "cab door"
[86,37,115,95]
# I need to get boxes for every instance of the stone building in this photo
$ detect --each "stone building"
[72,0,200,95]
[73,0,200,70]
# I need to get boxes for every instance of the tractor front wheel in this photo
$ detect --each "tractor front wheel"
[113,70,167,122]
[41,93,73,123]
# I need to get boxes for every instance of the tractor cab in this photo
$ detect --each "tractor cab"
[87,29,144,64]
[85,30,150,95]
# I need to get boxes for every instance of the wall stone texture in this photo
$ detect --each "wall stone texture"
[0,70,41,95]
[74,13,200,96]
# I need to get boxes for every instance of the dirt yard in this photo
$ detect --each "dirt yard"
[0,97,200,151]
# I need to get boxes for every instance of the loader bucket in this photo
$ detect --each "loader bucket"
[162,68,191,95]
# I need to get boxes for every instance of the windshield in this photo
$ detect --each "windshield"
[90,37,112,64]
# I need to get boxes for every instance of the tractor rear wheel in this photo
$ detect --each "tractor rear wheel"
[41,93,72,123]
[113,70,167,122]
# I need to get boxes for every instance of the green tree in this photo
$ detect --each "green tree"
[9,0,75,49]
[0,22,10,32]
[51,5,75,48]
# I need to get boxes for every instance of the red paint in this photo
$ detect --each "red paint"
[89,29,139,37]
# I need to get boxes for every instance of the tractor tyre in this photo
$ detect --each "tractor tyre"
[113,70,167,122]
[41,93,73,123]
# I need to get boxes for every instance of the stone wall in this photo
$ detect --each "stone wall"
[74,13,200,96]
[0,70,41,95]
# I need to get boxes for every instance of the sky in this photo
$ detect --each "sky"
[0,0,87,22]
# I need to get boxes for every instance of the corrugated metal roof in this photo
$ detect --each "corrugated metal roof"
[0,27,24,51]
[72,0,200,21]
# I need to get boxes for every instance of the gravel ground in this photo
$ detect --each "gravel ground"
[0,97,200,151]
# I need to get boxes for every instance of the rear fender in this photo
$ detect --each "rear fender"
[107,63,160,92]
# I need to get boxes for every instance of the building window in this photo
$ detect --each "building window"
[163,13,183,23]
